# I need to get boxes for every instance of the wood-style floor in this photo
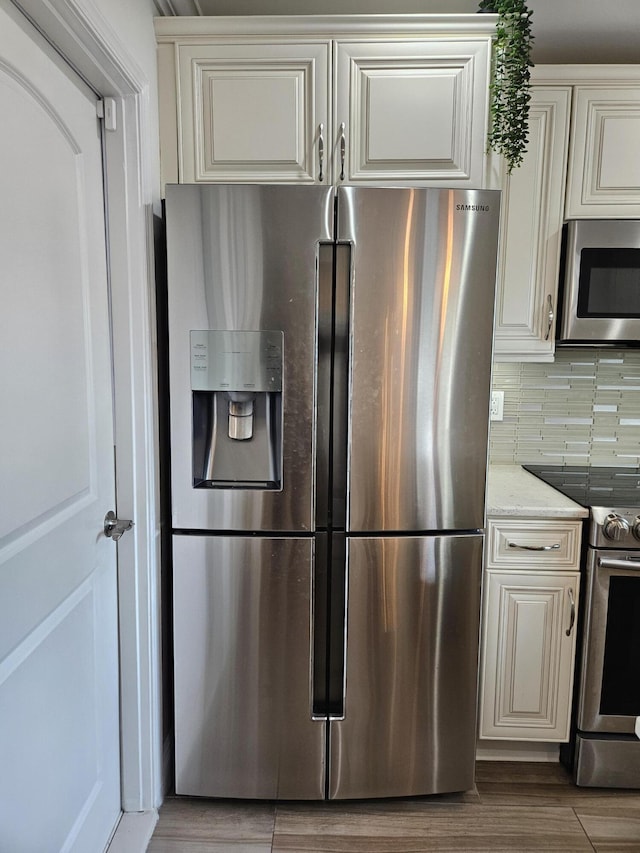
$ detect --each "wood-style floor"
[147,761,640,852]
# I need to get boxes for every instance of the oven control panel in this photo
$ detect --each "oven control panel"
[591,508,640,548]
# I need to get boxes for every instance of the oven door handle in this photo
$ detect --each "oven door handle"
[598,557,640,570]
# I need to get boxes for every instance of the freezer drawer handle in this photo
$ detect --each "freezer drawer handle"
[508,541,561,551]
[318,123,324,182]
[598,556,640,570]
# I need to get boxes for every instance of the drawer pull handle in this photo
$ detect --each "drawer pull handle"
[318,123,324,182]
[566,587,576,637]
[544,293,554,341]
[508,542,561,552]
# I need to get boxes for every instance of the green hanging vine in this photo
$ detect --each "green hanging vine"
[479,0,535,173]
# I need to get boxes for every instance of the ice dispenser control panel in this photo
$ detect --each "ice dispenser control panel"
[190,330,283,393]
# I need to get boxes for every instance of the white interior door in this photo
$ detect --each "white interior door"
[0,1,121,850]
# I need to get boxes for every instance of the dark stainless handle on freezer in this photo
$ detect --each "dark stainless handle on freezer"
[318,123,324,182]
[598,556,640,570]
[566,587,575,637]
[339,122,346,181]
[544,293,554,341]
[311,532,346,720]
[508,541,561,552]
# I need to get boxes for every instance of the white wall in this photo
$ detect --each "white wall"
[174,0,640,64]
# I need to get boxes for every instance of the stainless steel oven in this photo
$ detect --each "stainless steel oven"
[557,219,640,345]
[575,536,640,787]
[524,466,640,788]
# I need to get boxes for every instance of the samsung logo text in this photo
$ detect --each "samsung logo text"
[456,204,491,212]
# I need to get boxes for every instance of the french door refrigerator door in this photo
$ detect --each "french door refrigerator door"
[165,184,334,533]
[173,534,325,799]
[329,534,484,799]
[338,187,500,533]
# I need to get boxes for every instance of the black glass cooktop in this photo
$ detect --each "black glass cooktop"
[523,465,640,508]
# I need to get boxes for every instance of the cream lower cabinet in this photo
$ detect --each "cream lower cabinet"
[155,16,495,188]
[479,519,582,742]
[492,87,571,362]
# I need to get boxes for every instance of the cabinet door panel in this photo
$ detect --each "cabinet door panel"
[493,88,571,361]
[567,86,640,217]
[480,570,580,742]
[335,39,491,186]
[177,42,330,183]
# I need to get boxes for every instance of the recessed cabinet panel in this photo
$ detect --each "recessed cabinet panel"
[566,86,640,217]
[480,570,580,741]
[366,72,455,161]
[177,42,330,183]
[493,88,571,362]
[335,40,490,185]
[207,74,300,162]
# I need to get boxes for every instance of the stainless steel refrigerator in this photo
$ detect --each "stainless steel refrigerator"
[165,184,500,800]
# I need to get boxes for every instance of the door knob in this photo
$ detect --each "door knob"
[104,510,134,541]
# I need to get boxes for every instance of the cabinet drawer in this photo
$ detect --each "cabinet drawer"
[486,519,582,570]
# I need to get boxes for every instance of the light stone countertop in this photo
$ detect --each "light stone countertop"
[487,464,589,520]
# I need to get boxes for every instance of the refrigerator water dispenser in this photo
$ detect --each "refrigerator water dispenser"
[191,330,283,489]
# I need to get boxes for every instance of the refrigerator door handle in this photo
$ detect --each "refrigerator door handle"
[328,533,347,720]
[311,532,346,720]
[315,243,350,531]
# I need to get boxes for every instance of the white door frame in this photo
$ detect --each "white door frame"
[13,0,163,813]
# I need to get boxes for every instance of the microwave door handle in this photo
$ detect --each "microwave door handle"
[544,293,554,340]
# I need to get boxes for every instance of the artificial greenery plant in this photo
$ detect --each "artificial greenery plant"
[479,0,534,173]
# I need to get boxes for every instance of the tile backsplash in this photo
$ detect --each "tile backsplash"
[489,349,640,466]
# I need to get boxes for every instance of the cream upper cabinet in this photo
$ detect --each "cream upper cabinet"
[334,39,491,185]
[155,16,496,189]
[492,87,571,362]
[566,85,640,218]
[164,40,330,184]
[492,66,640,363]
[479,518,582,743]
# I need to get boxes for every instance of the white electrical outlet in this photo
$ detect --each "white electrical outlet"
[490,391,504,421]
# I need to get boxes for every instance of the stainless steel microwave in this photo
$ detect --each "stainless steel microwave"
[557,219,640,346]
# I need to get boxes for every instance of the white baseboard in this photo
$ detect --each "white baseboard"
[107,811,158,853]
[476,740,561,762]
